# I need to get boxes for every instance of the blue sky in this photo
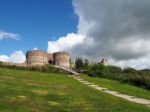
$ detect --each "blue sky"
[0,0,77,55]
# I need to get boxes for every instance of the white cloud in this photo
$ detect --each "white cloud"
[33,47,38,50]
[8,50,26,63]
[0,31,20,40]
[46,0,150,69]
[0,50,26,64]
[0,55,9,62]
[110,54,150,70]
[47,33,85,53]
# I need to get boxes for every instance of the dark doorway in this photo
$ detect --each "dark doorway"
[48,60,53,64]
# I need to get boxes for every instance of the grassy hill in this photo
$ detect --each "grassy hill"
[82,74,150,100]
[0,68,150,112]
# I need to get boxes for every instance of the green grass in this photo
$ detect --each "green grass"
[0,68,150,112]
[81,74,150,100]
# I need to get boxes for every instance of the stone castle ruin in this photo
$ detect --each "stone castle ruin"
[100,58,109,66]
[25,50,70,67]
[1,50,109,68]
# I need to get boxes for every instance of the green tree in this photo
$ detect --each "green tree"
[75,56,84,69]
[84,59,89,68]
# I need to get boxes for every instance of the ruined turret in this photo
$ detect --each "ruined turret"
[100,58,109,66]
[26,50,70,68]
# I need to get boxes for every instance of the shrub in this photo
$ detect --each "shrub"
[86,64,150,90]
[87,64,109,78]
[141,69,150,75]
[88,70,104,77]
[0,61,3,65]
[108,66,122,74]
[75,57,89,71]
[123,67,138,74]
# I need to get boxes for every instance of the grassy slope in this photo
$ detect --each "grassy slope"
[82,74,150,100]
[0,68,149,112]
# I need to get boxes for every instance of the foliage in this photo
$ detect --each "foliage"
[107,66,122,74]
[123,67,138,74]
[0,63,70,75]
[75,56,84,70]
[75,56,89,70]
[84,59,89,68]
[0,61,3,65]
[87,64,109,77]
[88,69,104,77]
[86,64,150,90]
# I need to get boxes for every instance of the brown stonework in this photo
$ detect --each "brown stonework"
[26,50,70,67]
[53,52,70,68]
[26,50,53,66]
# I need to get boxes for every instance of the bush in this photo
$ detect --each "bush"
[125,71,150,89]
[141,69,150,75]
[108,66,122,74]
[86,64,150,90]
[123,67,138,74]
[0,61,3,65]
[88,70,104,77]
[87,64,109,78]
[75,57,89,71]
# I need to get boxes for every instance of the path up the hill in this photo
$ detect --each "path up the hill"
[69,75,150,107]
[54,65,150,107]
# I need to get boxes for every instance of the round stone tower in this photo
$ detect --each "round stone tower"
[26,50,53,66]
[53,52,70,68]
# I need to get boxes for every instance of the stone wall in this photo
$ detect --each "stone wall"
[26,50,70,68]
[26,50,53,66]
[53,52,70,68]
